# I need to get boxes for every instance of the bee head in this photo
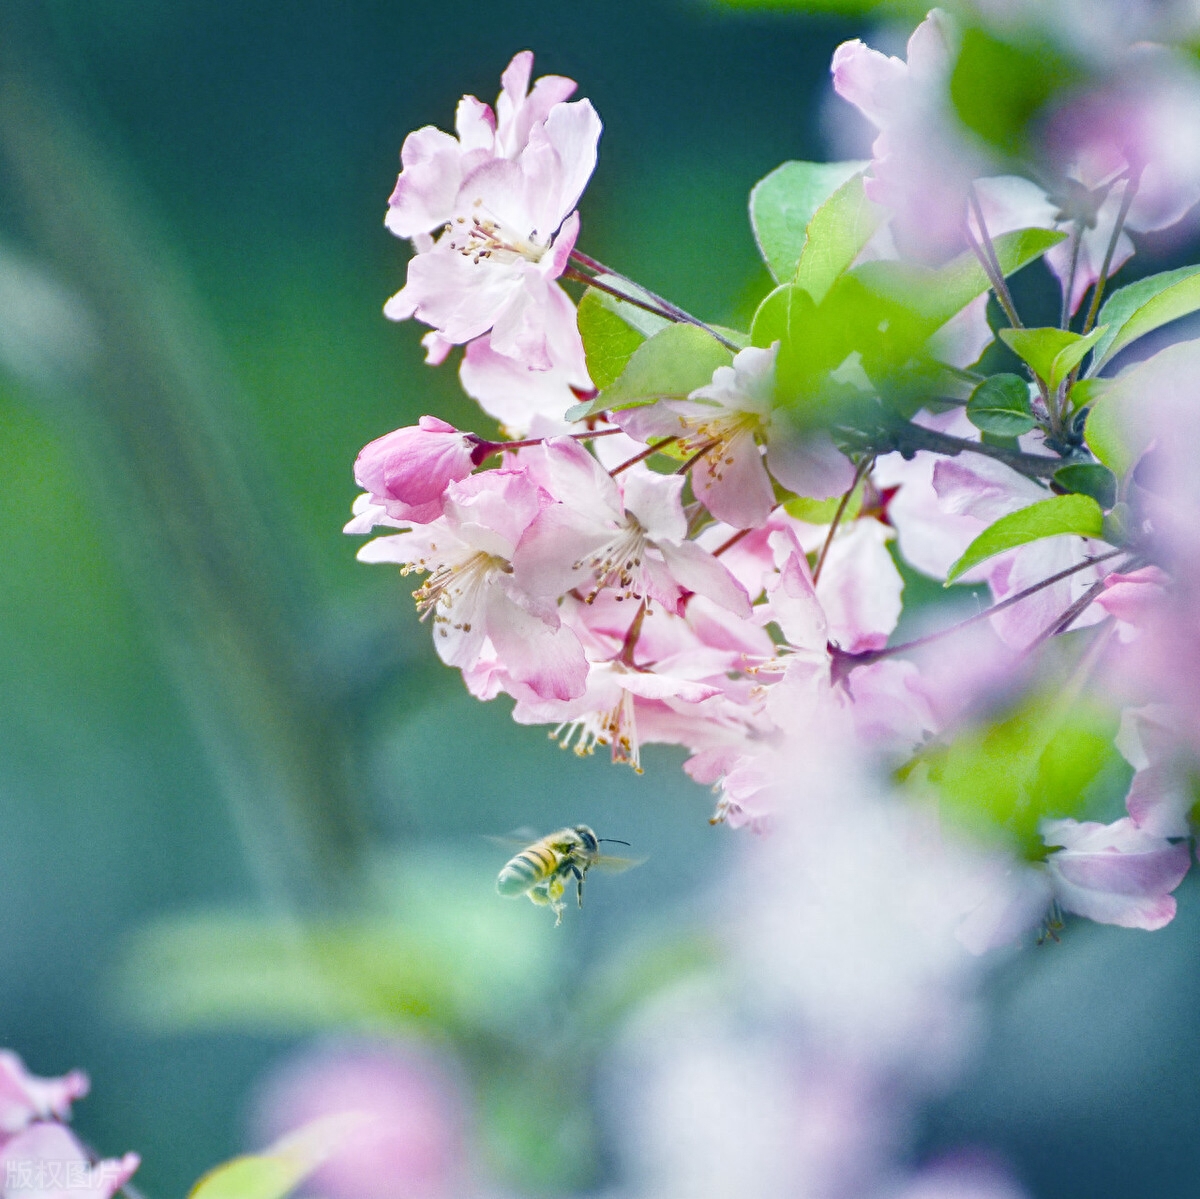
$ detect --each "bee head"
[574,825,599,852]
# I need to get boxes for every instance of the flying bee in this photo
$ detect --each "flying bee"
[494,825,642,925]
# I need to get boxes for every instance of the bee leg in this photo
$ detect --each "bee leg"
[570,864,585,908]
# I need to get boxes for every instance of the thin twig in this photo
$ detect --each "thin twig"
[713,527,751,557]
[610,435,679,476]
[812,456,874,585]
[862,420,1065,479]
[1024,559,1134,652]
[830,548,1127,678]
[567,253,742,352]
[1081,169,1141,335]
[563,267,681,325]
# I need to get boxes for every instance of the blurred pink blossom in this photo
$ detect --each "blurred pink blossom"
[0,1054,88,1137]
[0,1125,138,1199]
[250,1039,468,1199]
[1041,816,1191,929]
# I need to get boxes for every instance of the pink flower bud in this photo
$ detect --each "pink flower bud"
[353,416,480,524]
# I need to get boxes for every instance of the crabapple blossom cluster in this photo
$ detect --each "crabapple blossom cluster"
[0,1051,138,1199]
[350,14,1200,947]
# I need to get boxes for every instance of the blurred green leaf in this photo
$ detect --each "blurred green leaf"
[1088,265,1200,373]
[927,694,1125,856]
[1053,462,1117,509]
[966,373,1036,436]
[749,160,865,284]
[190,1114,366,1199]
[117,854,560,1036]
[577,288,646,391]
[569,323,732,419]
[773,227,1065,403]
[794,171,884,304]
[945,494,1104,583]
[950,28,1079,155]
[999,325,1107,389]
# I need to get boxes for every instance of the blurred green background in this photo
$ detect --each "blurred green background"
[3,3,1200,1198]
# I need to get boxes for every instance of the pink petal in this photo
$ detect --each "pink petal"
[620,469,688,542]
[657,539,752,617]
[692,428,776,530]
[816,521,903,651]
[487,580,588,700]
[385,126,465,239]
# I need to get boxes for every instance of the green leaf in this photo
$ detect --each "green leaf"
[572,323,732,419]
[750,160,866,284]
[783,482,864,524]
[1053,462,1117,509]
[965,373,1036,436]
[793,171,884,303]
[926,694,1126,856]
[949,28,1079,155]
[750,283,814,349]
[190,1115,367,1199]
[998,324,1107,389]
[577,289,646,391]
[1067,375,1109,413]
[1088,264,1200,373]
[945,494,1105,583]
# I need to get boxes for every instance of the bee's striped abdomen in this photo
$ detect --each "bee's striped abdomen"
[496,841,560,897]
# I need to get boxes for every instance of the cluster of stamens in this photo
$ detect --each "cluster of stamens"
[553,689,642,772]
[442,205,546,265]
[677,409,761,485]
[574,520,650,604]
[408,550,505,636]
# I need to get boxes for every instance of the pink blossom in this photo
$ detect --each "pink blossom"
[384,51,576,240]
[249,1039,468,1199]
[1095,565,1168,638]
[1043,46,1200,238]
[1116,704,1191,838]
[459,284,593,435]
[352,416,483,525]
[618,344,854,529]
[0,1055,88,1136]
[831,13,987,263]
[385,93,601,368]
[513,439,750,616]
[0,1124,138,1199]
[357,469,587,700]
[1041,816,1191,930]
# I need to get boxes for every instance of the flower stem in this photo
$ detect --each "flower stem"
[812,456,874,585]
[966,186,1024,330]
[610,435,679,476]
[1081,169,1141,336]
[712,527,751,557]
[1060,219,1084,330]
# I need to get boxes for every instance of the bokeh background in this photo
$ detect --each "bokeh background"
[3,2,1200,1197]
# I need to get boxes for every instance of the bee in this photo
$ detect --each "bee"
[494,826,641,925]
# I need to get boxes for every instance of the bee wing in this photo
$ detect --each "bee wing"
[483,827,542,852]
[590,853,647,874]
